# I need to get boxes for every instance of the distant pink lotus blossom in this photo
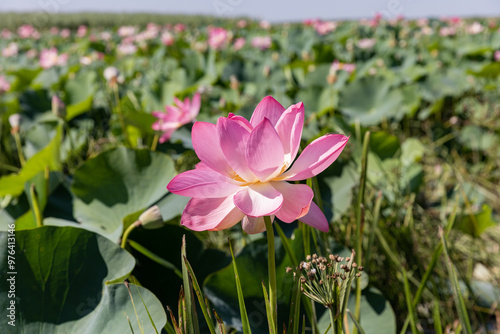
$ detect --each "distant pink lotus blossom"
[77,25,88,38]
[237,20,248,28]
[1,29,12,39]
[233,37,246,51]
[416,18,429,27]
[208,27,228,50]
[152,93,201,143]
[495,51,500,62]
[251,36,271,50]
[0,75,10,93]
[167,96,349,234]
[100,31,112,41]
[18,25,36,38]
[2,43,18,57]
[314,20,337,35]
[331,60,355,73]
[118,26,136,37]
[60,29,71,38]
[260,20,271,29]
[174,24,186,33]
[303,19,321,27]
[117,43,137,55]
[439,26,456,37]
[50,27,59,35]
[466,22,484,35]
[26,49,37,58]
[357,38,376,49]
[39,48,68,69]
[161,31,175,46]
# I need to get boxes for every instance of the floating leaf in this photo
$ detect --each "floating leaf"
[0,226,166,333]
[71,147,175,241]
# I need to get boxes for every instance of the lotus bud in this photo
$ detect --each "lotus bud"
[138,205,163,229]
[229,75,239,90]
[103,66,120,85]
[9,113,21,134]
[52,95,66,119]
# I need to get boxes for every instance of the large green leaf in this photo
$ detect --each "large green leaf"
[339,76,403,126]
[0,125,62,197]
[455,204,497,239]
[71,147,175,241]
[0,226,166,333]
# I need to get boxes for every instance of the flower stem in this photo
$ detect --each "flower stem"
[113,84,131,147]
[354,131,370,333]
[264,216,277,332]
[121,221,140,249]
[13,132,25,167]
[30,184,43,227]
[329,307,336,334]
[151,133,159,151]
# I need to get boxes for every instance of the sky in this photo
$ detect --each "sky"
[0,0,499,22]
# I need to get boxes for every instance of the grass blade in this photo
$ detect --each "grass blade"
[440,228,473,334]
[400,202,458,334]
[288,268,302,334]
[132,281,159,334]
[262,280,276,334]
[347,309,366,334]
[167,306,182,334]
[124,281,143,334]
[402,269,419,334]
[228,240,253,334]
[183,256,217,334]
[213,309,227,334]
[354,131,370,334]
[275,225,318,334]
[181,235,199,334]
[127,316,135,334]
[432,300,443,334]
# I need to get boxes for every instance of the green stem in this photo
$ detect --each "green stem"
[354,131,370,333]
[13,132,25,167]
[121,221,140,249]
[30,184,43,227]
[264,216,277,333]
[151,133,159,151]
[113,84,131,147]
[329,307,336,334]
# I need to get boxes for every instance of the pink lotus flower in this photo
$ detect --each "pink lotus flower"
[314,20,337,35]
[331,60,356,74]
[0,75,10,93]
[233,37,246,51]
[494,51,500,62]
[161,31,175,46]
[77,25,88,38]
[357,38,376,49]
[2,42,18,58]
[117,43,137,55]
[18,25,36,38]
[39,48,68,69]
[167,96,349,234]
[60,29,71,38]
[251,36,272,50]
[1,29,12,39]
[152,93,201,143]
[208,27,228,50]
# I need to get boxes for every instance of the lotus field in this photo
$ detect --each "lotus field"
[1,15,500,334]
